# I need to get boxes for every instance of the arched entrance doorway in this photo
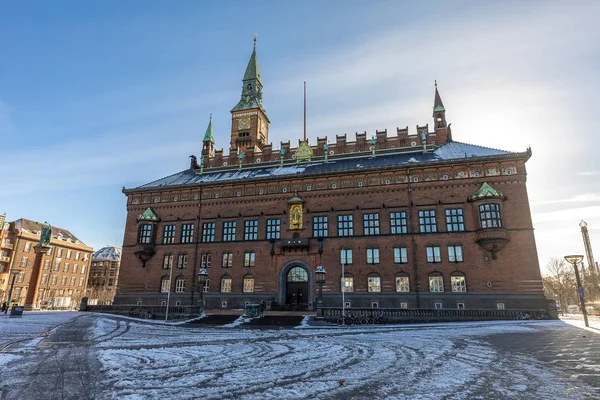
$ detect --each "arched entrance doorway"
[286,266,308,306]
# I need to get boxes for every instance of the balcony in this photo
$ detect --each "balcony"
[1,241,13,250]
[475,228,509,258]
[280,238,309,249]
[0,255,10,263]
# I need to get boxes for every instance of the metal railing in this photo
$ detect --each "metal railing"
[84,304,202,320]
[320,307,550,323]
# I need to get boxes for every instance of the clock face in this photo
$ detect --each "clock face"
[239,118,251,130]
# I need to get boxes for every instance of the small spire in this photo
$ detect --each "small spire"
[203,114,215,143]
[433,81,445,112]
[254,32,257,49]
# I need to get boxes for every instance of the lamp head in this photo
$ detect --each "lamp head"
[9,268,21,276]
[564,255,584,265]
[579,220,587,228]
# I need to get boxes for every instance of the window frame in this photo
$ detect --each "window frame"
[244,220,258,241]
[366,248,380,264]
[244,251,256,267]
[448,245,463,263]
[312,216,329,238]
[445,208,465,232]
[396,275,410,292]
[342,274,353,292]
[367,274,381,292]
[429,274,444,292]
[175,277,185,293]
[418,210,438,233]
[163,224,176,244]
[340,248,353,265]
[390,211,408,234]
[221,277,232,293]
[222,252,233,268]
[363,213,380,235]
[337,215,354,237]
[243,276,255,293]
[451,273,467,292]
[266,218,281,240]
[426,246,441,263]
[393,247,408,264]
[479,203,503,229]
[181,223,195,244]
[162,253,173,269]
[139,224,153,244]
[177,253,188,269]
[223,221,237,242]
[202,222,216,243]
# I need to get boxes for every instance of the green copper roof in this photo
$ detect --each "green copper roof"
[433,105,445,112]
[243,44,262,84]
[203,116,215,143]
[469,182,504,201]
[138,207,160,222]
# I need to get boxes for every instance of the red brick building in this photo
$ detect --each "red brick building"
[116,42,547,312]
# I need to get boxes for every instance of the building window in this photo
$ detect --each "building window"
[434,302,443,309]
[429,274,444,292]
[21,256,28,267]
[337,215,354,236]
[223,221,236,241]
[367,274,381,292]
[222,252,233,268]
[79,278,84,287]
[70,277,76,286]
[363,213,380,235]
[17,272,25,282]
[63,263,69,272]
[24,242,31,252]
[162,253,173,269]
[396,275,410,292]
[73,265,78,274]
[139,224,153,244]
[366,248,380,264]
[390,211,408,234]
[54,260,60,271]
[340,248,353,265]
[244,251,256,267]
[400,302,408,309]
[163,224,176,244]
[175,278,185,293]
[41,274,48,285]
[75,252,80,261]
[313,216,329,238]
[61,276,67,286]
[201,253,211,268]
[394,247,408,264]
[181,224,194,243]
[51,275,57,285]
[342,274,353,292]
[457,303,465,309]
[244,220,258,241]
[66,250,72,259]
[43,260,50,270]
[202,223,215,243]
[243,275,254,292]
[177,253,188,269]
[419,210,437,233]
[82,266,86,274]
[57,248,63,257]
[445,208,465,232]
[221,276,232,292]
[448,245,463,262]
[266,218,281,240]
[497,303,505,310]
[202,279,210,293]
[160,276,170,293]
[426,246,441,263]
[479,204,503,228]
[451,273,467,292]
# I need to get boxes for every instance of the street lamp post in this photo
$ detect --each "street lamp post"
[564,255,589,328]
[197,267,208,312]
[341,248,347,325]
[164,263,174,322]
[315,265,326,318]
[4,268,21,314]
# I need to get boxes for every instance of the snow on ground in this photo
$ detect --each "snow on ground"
[86,319,584,399]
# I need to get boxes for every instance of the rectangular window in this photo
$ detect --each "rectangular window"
[393,247,408,264]
[181,224,194,243]
[457,303,465,309]
[201,253,211,268]
[73,265,78,274]
[175,279,185,293]
[41,274,48,285]
[202,222,215,243]
[66,250,72,259]
[82,266,86,275]
[79,278,84,287]
[223,221,236,242]
[51,275,57,285]
[43,260,50,269]
[266,218,281,240]
[243,278,254,292]
[244,251,256,267]
[222,252,233,267]
[497,303,505,310]
[57,248,63,257]
[244,220,258,241]
[63,263,69,272]
[75,252,80,261]
[390,211,408,234]
[162,253,173,269]
[400,302,408,309]
[445,208,465,232]
[368,276,381,292]
[448,245,463,262]
[54,260,60,271]
[21,256,28,267]
[337,215,354,236]
[340,249,353,265]
[434,302,443,309]
[419,210,437,233]
[479,204,503,228]
[396,276,410,292]
[221,278,232,293]
[61,276,67,286]
[177,254,188,269]
[161,279,170,293]
[451,275,467,292]
[342,276,353,292]
[363,213,380,235]
[366,248,380,264]
[17,272,25,282]
[24,242,31,252]
[426,246,441,263]
[429,276,444,292]
[139,224,153,244]
[70,277,76,286]
[163,224,176,244]
[312,216,328,238]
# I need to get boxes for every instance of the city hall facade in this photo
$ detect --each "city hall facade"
[115,42,547,311]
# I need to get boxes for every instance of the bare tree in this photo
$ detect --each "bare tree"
[543,257,578,309]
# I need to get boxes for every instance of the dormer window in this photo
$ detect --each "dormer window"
[479,204,503,229]
[139,224,153,244]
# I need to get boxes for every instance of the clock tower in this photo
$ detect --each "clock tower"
[230,37,270,154]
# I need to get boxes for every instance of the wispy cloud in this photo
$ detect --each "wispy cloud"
[531,193,600,206]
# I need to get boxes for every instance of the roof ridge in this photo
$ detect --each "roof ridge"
[449,140,515,154]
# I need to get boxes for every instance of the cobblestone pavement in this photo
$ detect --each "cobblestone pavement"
[0,316,598,399]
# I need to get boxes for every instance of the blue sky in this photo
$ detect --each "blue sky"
[1,1,599,272]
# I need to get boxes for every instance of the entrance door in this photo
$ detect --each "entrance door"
[286,267,308,305]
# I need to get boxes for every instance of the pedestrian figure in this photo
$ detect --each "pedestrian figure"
[259,300,266,318]
[1,302,6,312]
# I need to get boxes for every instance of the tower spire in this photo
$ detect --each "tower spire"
[433,80,447,130]
[202,114,215,159]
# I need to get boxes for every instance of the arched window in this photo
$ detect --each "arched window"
[367,273,381,292]
[395,273,410,292]
[342,273,353,292]
[451,273,467,292]
[160,276,170,293]
[175,276,185,293]
[221,275,232,293]
[429,273,444,292]
[287,267,308,282]
[243,274,254,293]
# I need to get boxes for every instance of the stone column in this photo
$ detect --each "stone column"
[24,244,51,310]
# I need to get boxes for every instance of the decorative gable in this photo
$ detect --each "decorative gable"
[469,182,504,201]
[137,208,160,222]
